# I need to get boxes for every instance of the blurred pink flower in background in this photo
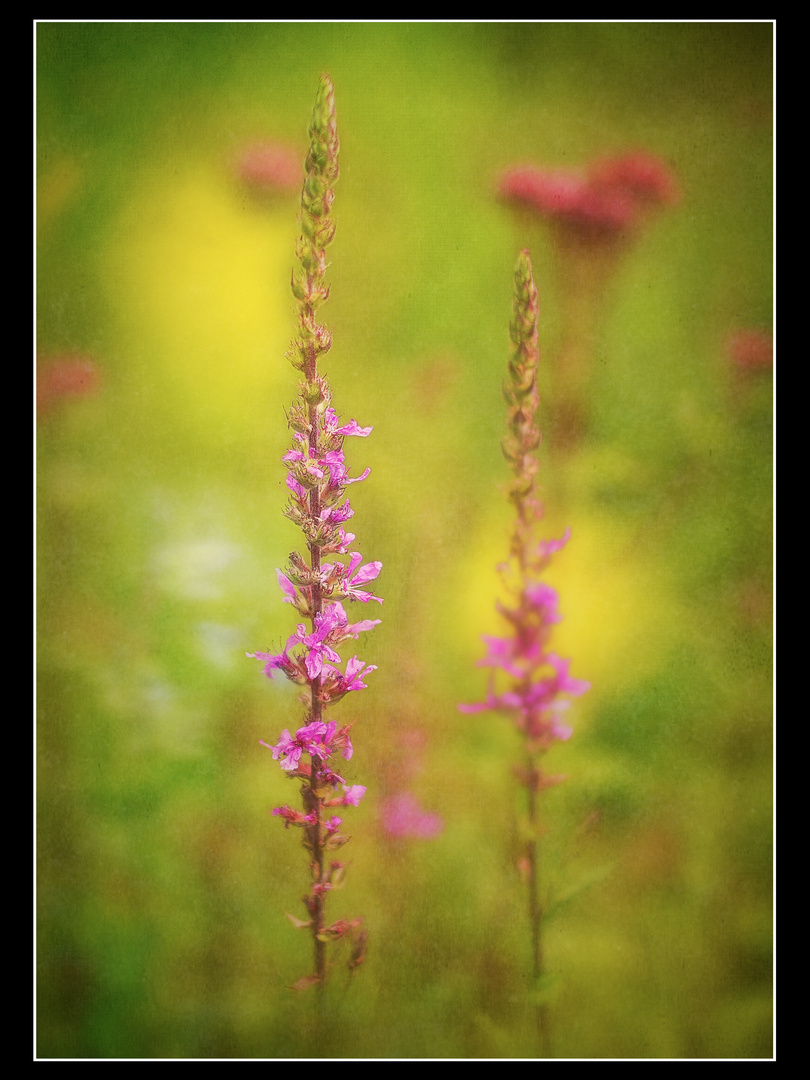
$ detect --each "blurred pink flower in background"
[376,726,443,841]
[380,793,444,840]
[498,150,679,241]
[725,328,773,373]
[234,141,302,194]
[589,151,680,209]
[36,355,99,419]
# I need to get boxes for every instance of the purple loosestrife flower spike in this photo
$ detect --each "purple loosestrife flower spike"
[248,74,380,992]
[460,250,589,1051]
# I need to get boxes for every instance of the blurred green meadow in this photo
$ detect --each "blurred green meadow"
[36,22,773,1059]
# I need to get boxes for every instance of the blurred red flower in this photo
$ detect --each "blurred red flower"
[36,355,99,418]
[498,150,679,239]
[725,328,773,372]
[235,141,302,193]
[589,151,680,208]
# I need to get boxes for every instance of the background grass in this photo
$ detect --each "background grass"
[36,21,773,1059]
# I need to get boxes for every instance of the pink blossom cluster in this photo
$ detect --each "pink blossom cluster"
[250,595,380,701]
[272,779,366,829]
[280,407,380,570]
[497,151,679,240]
[461,530,590,764]
[248,405,381,813]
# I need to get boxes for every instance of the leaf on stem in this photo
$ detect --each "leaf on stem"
[288,974,322,991]
[285,911,313,929]
[544,862,616,920]
[529,972,561,1007]
[324,832,351,850]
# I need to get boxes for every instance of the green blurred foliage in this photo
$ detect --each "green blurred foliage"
[37,21,772,1059]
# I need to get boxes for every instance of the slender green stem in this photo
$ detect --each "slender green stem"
[525,771,551,1055]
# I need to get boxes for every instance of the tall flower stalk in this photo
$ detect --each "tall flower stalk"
[461,250,590,1051]
[248,74,380,991]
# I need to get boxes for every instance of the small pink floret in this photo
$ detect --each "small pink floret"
[276,569,299,603]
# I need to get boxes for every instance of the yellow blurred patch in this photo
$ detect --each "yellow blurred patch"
[461,504,678,704]
[544,514,676,694]
[103,164,295,436]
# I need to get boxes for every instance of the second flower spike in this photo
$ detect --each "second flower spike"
[460,249,589,1052]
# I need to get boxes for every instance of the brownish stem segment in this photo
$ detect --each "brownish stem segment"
[525,773,551,1055]
[303,760,326,989]
[305,348,327,989]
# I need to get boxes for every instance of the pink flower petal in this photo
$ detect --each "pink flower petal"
[342,784,366,806]
[350,560,382,586]
[336,419,372,437]
[276,569,298,602]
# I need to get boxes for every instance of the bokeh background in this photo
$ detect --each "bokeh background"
[36,22,773,1059]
